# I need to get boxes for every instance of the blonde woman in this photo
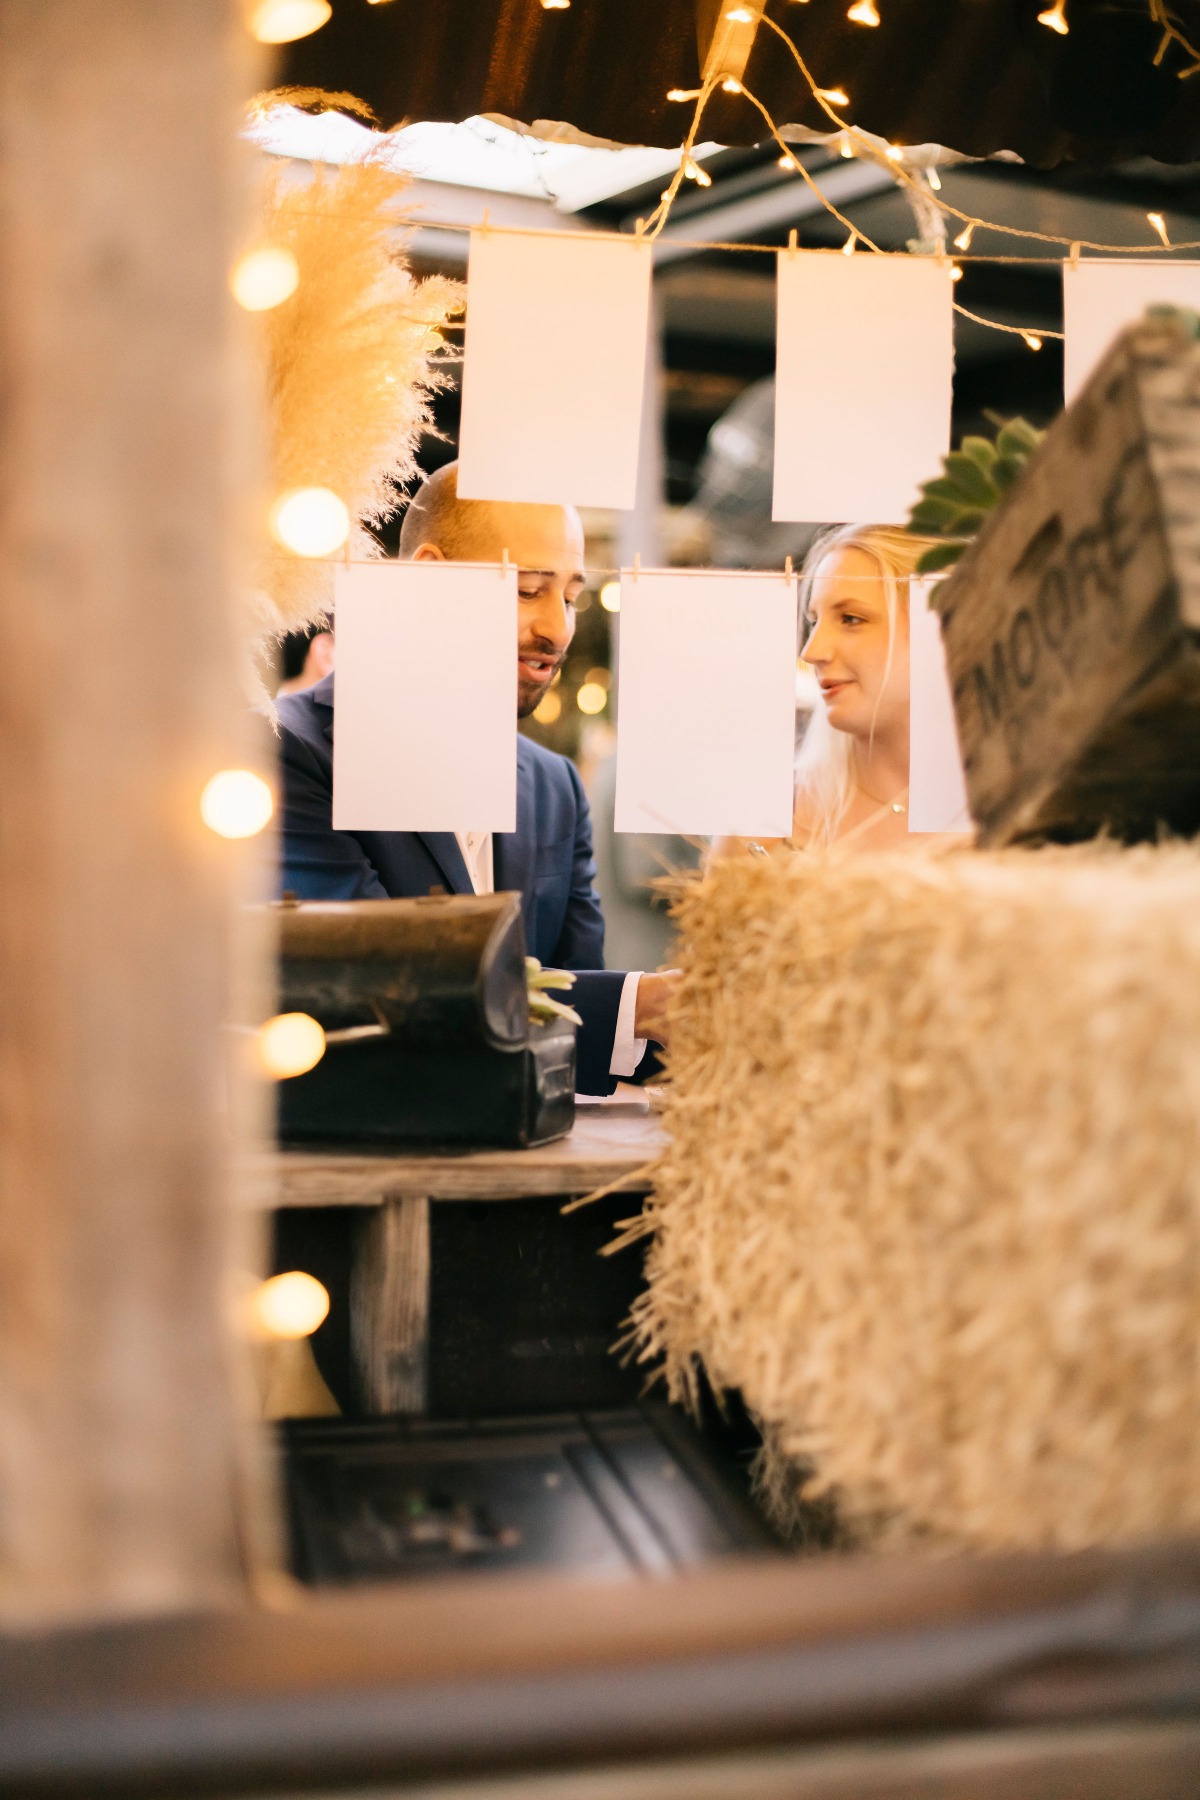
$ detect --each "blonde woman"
[716,523,948,858]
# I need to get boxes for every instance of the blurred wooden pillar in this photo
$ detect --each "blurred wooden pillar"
[0,1,267,1621]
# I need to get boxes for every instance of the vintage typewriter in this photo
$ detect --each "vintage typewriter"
[273,893,575,1149]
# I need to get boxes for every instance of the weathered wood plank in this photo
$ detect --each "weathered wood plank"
[351,1196,431,1412]
[244,1111,667,1208]
[936,310,1200,845]
[0,0,266,1622]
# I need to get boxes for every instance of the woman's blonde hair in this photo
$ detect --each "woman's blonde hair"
[793,523,939,848]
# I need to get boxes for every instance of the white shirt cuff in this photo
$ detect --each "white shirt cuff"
[609,971,649,1079]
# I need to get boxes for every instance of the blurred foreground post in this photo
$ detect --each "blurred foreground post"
[0,0,266,1621]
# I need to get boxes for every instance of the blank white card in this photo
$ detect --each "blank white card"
[1063,259,1200,402]
[773,252,955,525]
[457,229,653,510]
[615,570,798,837]
[332,560,516,833]
[908,579,972,834]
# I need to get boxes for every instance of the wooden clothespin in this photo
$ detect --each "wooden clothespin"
[501,546,509,576]
[785,554,794,580]
[480,207,491,236]
[634,217,646,239]
[787,228,798,260]
[1069,241,1081,268]
[632,552,641,581]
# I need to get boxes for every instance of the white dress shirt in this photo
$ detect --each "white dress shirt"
[454,830,646,1078]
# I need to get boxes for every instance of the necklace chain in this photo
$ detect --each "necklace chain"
[856,777,908,814]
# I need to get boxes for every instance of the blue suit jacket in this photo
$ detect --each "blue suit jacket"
[274,674,627,1094]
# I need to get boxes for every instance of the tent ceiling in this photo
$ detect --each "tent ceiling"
[277,0,1200,170]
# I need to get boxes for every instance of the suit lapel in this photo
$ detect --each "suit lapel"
[415,833,473,895]
[493,739,536,899]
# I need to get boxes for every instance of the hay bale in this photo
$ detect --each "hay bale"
[631,848,1200,1551]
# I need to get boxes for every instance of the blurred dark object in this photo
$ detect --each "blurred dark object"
[276,0,1200,168]
[284,1405,779,1585]
[273,895,575,1149]
[276,620,334,697]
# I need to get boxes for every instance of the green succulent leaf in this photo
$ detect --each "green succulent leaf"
[943,451,1000,507]
[995,419,1042,459]
[916,539,969,574]
[908,495,965,532]
[960,435,998,471]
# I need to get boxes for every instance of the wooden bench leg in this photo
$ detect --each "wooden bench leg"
[350,1197,430,1415]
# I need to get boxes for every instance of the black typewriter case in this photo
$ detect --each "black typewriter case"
[271,892,575,1149]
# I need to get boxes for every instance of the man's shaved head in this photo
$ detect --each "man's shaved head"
[397,461,586,718]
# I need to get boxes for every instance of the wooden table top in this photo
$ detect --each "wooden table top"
[242,1101,667,1208]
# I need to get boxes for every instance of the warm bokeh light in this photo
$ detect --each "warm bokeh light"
[1036,0,1068,33]
[270,487,350,558]
[847,0,880,24]
[778,154,798,171]
[585,666,611,689]
[950,265,963,282]
[599,580,621,613]
[721,76,743,93]
[817,87,850,107]
[1148,211,1170,247]
[252,1271,330,1340]
[247,0,331,44]
[256,1011,326,1079]
[540,0,570,8]
[534,690,563,725]
[200,769,274,839]
[230,246,299,312]
[1022,332,1043,352]
[954,222,975,251]
[576,681,608,715]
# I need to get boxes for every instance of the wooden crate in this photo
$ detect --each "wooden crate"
[935,309,1200,844]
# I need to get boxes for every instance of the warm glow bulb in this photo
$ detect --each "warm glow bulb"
[725,4,754,17]
[270,487,350,558]
[1022,332,1043,351]
[885,143,903,161]
[684,157,712,186]
[200,769,273,839]
[576,682,608,716]
[842,231,857,254]
[1148,211,1170,246]
[950,265,963,281]
[953,221,975,250]
[817,87,850,106]
[778,154,798,170]
[847,0,880,25]
[541,0,570,8]
[927,167,942,190]
[256,1012,326,1079]
[722,76,743,92]
[229,247,299,313]
[839,134,855,157]
[247,0,331,44]
[252,1271,330,1340]
[667,87,700,101]
[1036,0,1068,33]
[599,580,621,613]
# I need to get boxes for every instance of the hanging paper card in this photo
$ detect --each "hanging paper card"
[332,560,516,832]
[773,252,955,524]
[1063,259,1200,401]
[908,578,972,834]
[614,569,797,837]
[457,229,653,510]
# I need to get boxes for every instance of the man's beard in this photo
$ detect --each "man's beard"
[517,641,563,717]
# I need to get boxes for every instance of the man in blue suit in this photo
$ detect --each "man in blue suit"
[275,463,676,1094]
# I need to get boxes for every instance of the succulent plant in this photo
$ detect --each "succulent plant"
[907,413,1046,574]
[526,956,582,1029]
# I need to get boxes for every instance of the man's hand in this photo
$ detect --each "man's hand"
[634,970,681,1047]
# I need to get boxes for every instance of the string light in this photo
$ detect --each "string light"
[839,134,855,157]
[721,76,743,92]
[1036,0,1068,33]
[847,0,880,24]
[256,1012,326,1079]
[927,167,942,190]
[540,0,570,9]
[778,153,798,170]
[816,87,850,106]
[842,230,858,254]
[200,769,273,839]
[953,220,975,250]
[251,1272,330,1340]
[725,4,755,18]
[599,580,621,613]
[666,87,702,101]
[247,0,330,44]
[1148,210,1171,245]
[229,246,299,312]
[576,681,608,715]
[270,487,350,557]
[683,156,712,186]
[950,265,963,281]
[884,143,903,161]
[1022,332,1044,351]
